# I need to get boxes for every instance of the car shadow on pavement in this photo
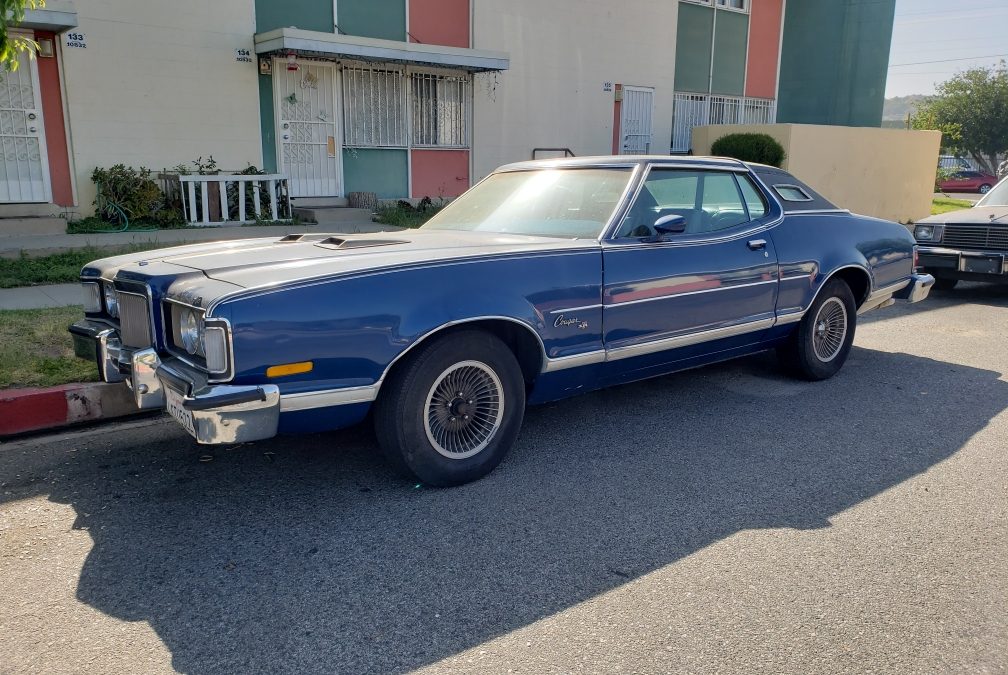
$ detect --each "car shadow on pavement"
[2,346,1007,673]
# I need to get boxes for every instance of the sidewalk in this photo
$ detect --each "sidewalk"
[1,218,395,258]
[0,284,80,310]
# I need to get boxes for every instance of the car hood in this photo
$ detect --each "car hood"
[917,205,1008,224]
[122,229,600,290]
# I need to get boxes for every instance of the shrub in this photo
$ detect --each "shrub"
[710,133,786,167]
[91,165,165,223]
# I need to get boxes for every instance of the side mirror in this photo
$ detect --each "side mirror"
[653,214,687,234]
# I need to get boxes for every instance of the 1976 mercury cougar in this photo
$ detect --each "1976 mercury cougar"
[70,156,934,486]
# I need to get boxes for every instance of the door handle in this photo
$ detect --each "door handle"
[747,239,767,251]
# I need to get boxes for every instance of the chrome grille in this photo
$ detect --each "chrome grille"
[118,291,153,348]
[941,224,1008,251]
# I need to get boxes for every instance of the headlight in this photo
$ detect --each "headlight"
[103,282,119,318]
[914,224,936,241]
[81,282,101,313]
[180,308,201,355]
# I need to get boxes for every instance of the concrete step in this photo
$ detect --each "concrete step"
[292,197,349,208]
[0,203,65,219]
[294,206,375,225]
[0,217,67,238]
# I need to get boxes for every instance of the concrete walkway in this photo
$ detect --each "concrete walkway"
[1,218,396,258]
[0,283,81,310]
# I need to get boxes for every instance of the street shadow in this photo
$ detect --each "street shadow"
[862,281,1008,325]
[2,346,1006,673]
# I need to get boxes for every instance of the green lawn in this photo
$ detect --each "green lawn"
[0,306,98,389]
[0,244,165,289]
[932,197,974,216]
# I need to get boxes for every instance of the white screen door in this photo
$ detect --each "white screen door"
[275,59,341,197]
[620,86,655,155]
[0,39,51,203]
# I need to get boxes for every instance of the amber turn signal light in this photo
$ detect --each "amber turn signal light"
[266,361,313,378]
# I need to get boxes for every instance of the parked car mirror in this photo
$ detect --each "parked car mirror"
[654,214,687,234]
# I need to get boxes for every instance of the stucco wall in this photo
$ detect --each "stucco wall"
[471,0,678,181]
[61,0,262,214]
[691,124,941,223]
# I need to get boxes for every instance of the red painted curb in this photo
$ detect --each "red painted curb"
[0,382,142,437]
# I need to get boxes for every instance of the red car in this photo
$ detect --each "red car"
[939,170,997,194]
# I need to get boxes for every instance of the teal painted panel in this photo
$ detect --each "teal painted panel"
[777,0,895,127]
[258,75,277,173]
[674,3,714,93]
[255,0,332,32]
[711,10,747,96]
[342,149,408,198]
[337,0,406,41]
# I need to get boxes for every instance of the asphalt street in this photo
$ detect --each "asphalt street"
[2,283,1007,674]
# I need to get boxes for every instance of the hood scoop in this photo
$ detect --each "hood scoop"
[315,236,409,250]
[274,233,408,250]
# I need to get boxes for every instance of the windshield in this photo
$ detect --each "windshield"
[421,168,633,239]
[977,177,1008,207]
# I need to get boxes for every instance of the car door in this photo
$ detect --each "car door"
[601,167,779,376]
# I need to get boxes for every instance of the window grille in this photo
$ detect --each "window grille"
[410,72,470,147]
[342,66,407,148]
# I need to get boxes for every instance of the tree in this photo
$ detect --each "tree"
[911,62,1008,175]
[0,1,44,72]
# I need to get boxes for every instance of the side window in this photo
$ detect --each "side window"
[617,169,699,237]
[701,173,749,231]
[617,169,757,238]
[737,174,768,219]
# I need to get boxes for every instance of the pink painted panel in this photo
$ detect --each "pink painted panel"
[408,0,469,48]
[35,31,73,206]
[411,149,469,199]
[745,0,784,99]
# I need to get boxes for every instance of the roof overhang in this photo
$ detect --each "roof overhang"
[17,0,78,32]
[254,28,509,73]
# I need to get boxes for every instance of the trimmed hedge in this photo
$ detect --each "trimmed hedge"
[710,133,786,168]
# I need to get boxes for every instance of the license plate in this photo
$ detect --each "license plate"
[960,255,1003,274]
[165,386,196,438]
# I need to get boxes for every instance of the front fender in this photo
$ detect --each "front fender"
[220,251,603,393]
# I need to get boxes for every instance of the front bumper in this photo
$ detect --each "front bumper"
[918,246,1008,279]
[137,349,280,444]
[69,321,280,444]
[69,319,124,383]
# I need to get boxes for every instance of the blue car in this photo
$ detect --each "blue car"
[70,156,934,486]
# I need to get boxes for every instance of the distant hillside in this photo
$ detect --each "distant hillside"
[883,95,927,122]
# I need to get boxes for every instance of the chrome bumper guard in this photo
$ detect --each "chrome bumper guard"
[153,353,280,445]
[895,273,935,304]
[69,319,124,383]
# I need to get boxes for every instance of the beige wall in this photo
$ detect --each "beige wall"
[692,124,942,223]
[60,0,262,215]
[471,0,678,180]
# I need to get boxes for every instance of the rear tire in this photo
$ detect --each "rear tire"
[778,278,857,381]
[374,330,526,487]
[933,277,958,291]
[979,184,993,194]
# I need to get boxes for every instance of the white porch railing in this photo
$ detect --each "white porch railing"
[671,93,777,153]
[179,174,292,225]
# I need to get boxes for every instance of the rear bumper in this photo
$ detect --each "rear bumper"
[894,272,935,304]
[918,247,1008,279]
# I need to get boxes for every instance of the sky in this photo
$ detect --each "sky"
[885,0,1008,98]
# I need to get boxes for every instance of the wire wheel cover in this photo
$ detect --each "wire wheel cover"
[812,297,848,362]
[424,360,505,459]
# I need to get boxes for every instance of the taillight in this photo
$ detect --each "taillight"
[913,246,919,271]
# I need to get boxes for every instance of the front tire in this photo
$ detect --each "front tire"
[778,278,857,381]
[979,184,993,194]
[374,330,526,487]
